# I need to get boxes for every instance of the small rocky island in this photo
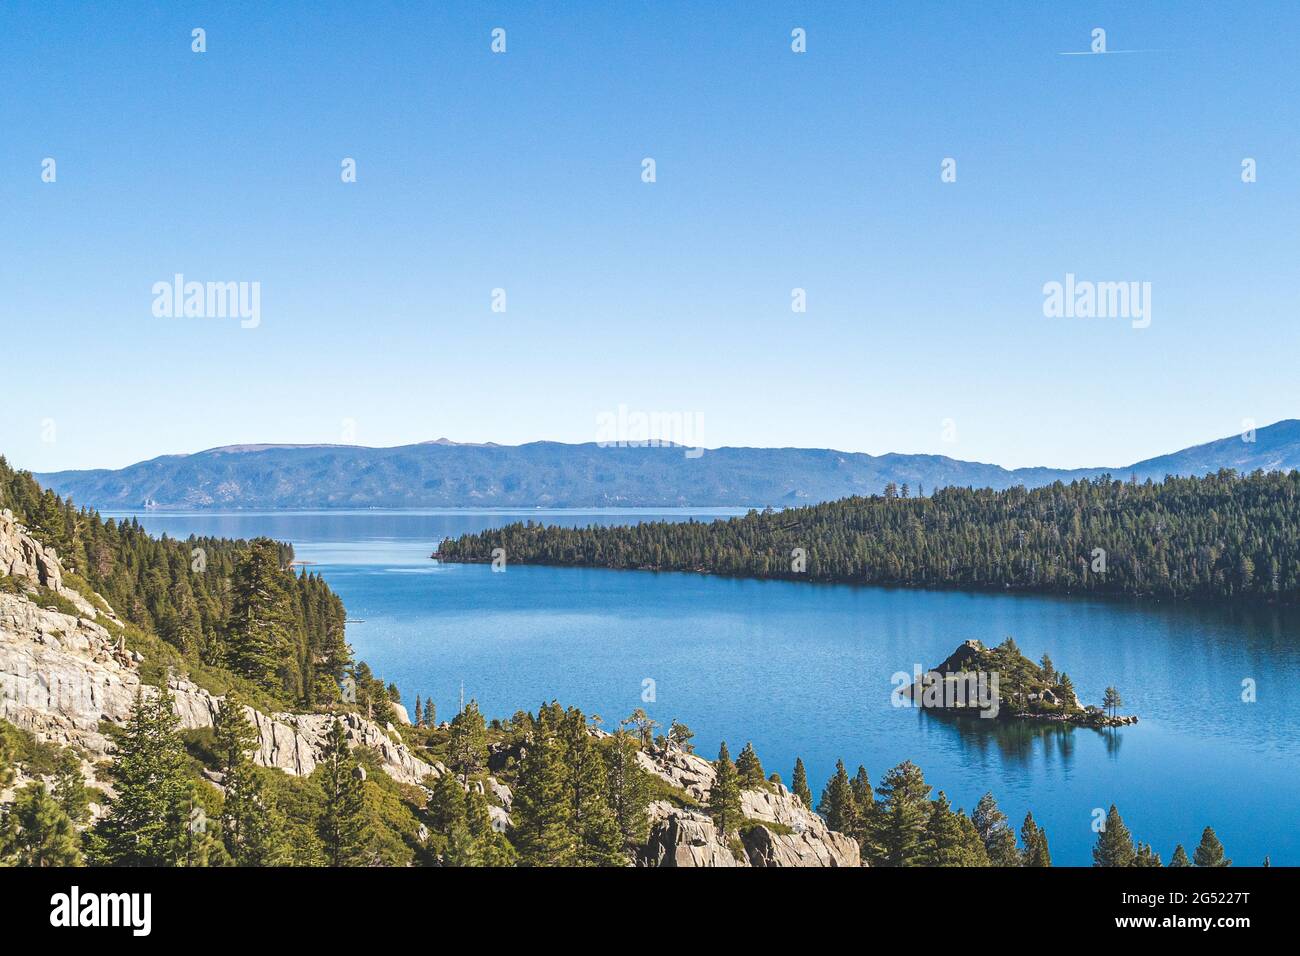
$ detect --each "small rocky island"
[897,638,1138,727]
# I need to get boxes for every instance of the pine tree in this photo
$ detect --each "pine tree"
[708,742,744,840]
[735,742,765,789]
[0,782,82,866]
[1020,811,1051,866]
[1039,653,1056,682]
[93,690,192,866]
[0,725,14,792]
[413,695,422,727]
[1102,686,1124,719]
[925,792,973,866]
[1055,671,1078,709]
[666,720,694,753]
[1092,805,1137,867]
[973,792,1020,866]
[52,749,90,826]
[214,691,286,865]
[790,757,812,808]
[560,708,625,866]
[423,698,436,728]
[317,718,367,866]
[1134,843,1163,866]
[511,708,577,866]
[603,729,651,849]
[447,700,488,783]
[1193,826,1231,867]
[849,765,880,859]
[226,539,298,694]
[463,787,516,867]
[429,771,468,837]
[874,761,933,866]
[955,811,991,866]
[1169,843,1191,867]
[817,759,858,837]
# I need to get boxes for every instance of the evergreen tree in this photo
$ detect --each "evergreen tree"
[849,765,880,859]
[620,708,660,749]
[0,725,14,792]
[925,792,975,866]
[0,782,82,866]
[52,749,90,826]
[973,792,1020,866]
[874,761,933,867]
[954,808,991,866]
[1092,805,1137,867]
[1134,843,1163,866]
[317,718,367,866]
[463,787,516,867]
[428,771,468,837]
[423,698,436,727]
[603,729,651,850]
[1193,826,1231,867]
[214,691,287,865]
[413,695,422,727]
[1102,686,1124,719]
[708,742,744,840]
[226,539,298,694]
[1056,672,1077,707]
[511,707,577,866]
[666,720,695,753]
[1039,653,1056,682]
[817,759,858,838]
[1169,843,1191,867]
[790,757,812,808]
[560,708,624,866]
[447,700,488,783]
[735,741,765,789]
[93,690,192,866]
[1020,811,1051,866]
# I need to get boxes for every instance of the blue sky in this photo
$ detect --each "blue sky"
[2,1,1297,473]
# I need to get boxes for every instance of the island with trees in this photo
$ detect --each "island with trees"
[900,638,1136,727]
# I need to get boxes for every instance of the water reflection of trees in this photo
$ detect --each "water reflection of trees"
[922,709,1121,764]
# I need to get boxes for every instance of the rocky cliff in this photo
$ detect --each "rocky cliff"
[635,745,861,867]
[0,509,446,790]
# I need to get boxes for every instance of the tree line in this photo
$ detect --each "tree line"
[438,470,1300,602]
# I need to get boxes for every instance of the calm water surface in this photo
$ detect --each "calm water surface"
[110,509,1300,866]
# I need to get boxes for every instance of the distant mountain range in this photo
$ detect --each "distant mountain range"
[31,421,1300,511]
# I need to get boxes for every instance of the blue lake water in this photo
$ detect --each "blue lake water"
[110,509,1300,866]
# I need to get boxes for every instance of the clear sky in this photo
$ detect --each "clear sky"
[2,1,1297,473]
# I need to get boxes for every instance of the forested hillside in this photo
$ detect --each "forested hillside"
[438,470,1300,602]
[0,455,350,709]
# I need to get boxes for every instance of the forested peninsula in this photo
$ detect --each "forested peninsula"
[437,470,1300,603]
